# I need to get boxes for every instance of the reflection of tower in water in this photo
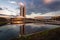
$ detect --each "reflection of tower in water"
[20,23,25,36]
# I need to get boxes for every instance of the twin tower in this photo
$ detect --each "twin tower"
[20,3,26,17]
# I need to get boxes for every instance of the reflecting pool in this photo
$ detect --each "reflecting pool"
[0,23,60,40]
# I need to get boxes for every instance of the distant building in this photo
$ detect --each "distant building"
[35,16,52,19]
[0,15,10,19]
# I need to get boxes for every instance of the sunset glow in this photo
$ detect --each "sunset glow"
[44,0,54,4]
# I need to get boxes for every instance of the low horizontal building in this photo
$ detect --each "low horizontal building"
[10,16,25,24]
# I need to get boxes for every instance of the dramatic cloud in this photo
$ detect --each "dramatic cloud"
[0,10,16,15]
[8,0,18,5]
[0,0,60,17]
[26,11,60,18]
[42,11,60,16]
[26,12,42,18]
[0,8,3,10]
[26,0,45,14]
[45,1,60,11]
[4,0,60,16]
[25,0,60,15]
[43,0,54,4]
[0,5,18,15]
[9,1,16,4]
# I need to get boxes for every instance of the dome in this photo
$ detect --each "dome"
[16,16,24,18]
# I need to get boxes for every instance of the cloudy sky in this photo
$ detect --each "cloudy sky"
[0,0,60,18]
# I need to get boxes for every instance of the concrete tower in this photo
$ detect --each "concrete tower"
[20,2,26,17]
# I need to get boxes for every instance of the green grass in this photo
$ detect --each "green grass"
[0,22,7,26]
[12,27,60,40]
[0,17,8,26]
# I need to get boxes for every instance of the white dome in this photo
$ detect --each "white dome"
[16,16,24,18]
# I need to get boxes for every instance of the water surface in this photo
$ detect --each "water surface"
[0,23,60,40]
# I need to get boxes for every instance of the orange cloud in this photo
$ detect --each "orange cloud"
[44,0,54,4]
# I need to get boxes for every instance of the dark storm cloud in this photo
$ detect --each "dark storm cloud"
[45,1,60,11]
[26,0,47,14]
[13,0,60,15]
[0,8,3,10]
[25,0,60,15]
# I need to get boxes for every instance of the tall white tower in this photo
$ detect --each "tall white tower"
[20,2,26,17]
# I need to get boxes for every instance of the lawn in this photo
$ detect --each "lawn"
[12,27,60,40]
[0,17,8,26]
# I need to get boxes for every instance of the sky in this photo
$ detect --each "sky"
[0,0,60,18]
